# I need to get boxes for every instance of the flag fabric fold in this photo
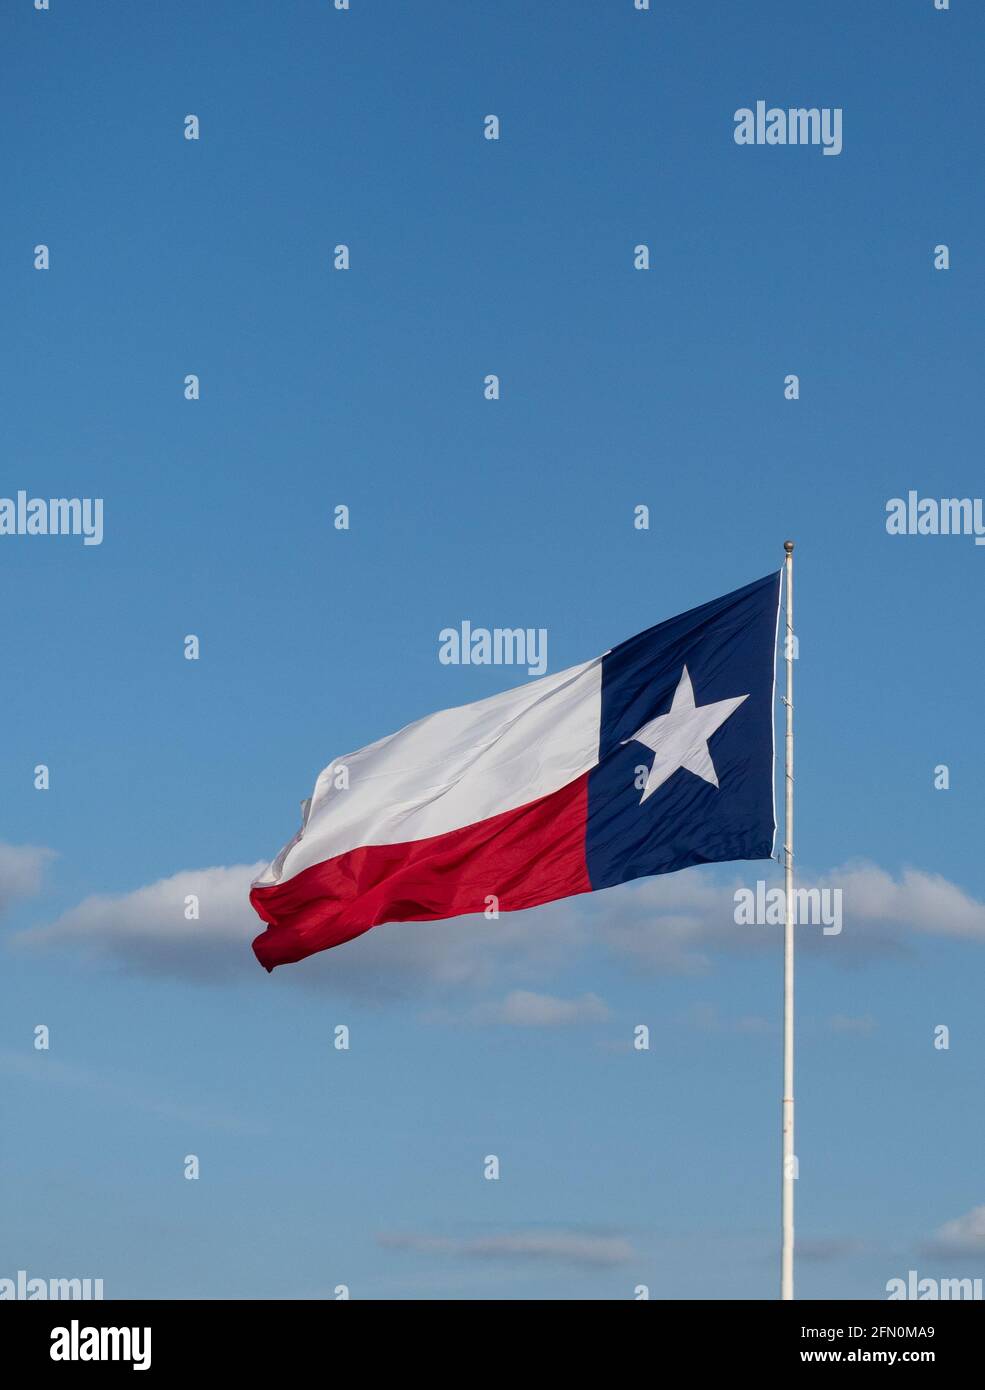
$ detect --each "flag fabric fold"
[250,571,781,970]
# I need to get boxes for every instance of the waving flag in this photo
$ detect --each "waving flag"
[250,571,781,970]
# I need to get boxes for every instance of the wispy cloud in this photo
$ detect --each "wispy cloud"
[378,1228,635,1268]
[0,841,56,915]
[826,1013,877,1034]
[0,1049,259,1135]
[685,1002,771,1034]
[433,990,610,1028]
[922,1205,985,1257]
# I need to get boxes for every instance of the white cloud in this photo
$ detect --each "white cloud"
[294,904,588,1000]
[12,856,985,997]
[459,990,609,1027]
[797,1237,867,1261]
[829,864,985,941]
[0,842,55,915]
[15,863,267,983]
[589,870,733,974]
[484,989,609,1026]
[923,1205,985,1256]
[379,1229,635,1267]
[603,860,985,968]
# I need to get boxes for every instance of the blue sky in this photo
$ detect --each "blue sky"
[2,0,984,1299]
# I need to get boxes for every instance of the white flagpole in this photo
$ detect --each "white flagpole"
[781,540,795,1300]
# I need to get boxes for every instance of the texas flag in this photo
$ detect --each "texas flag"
[251,571,781,970]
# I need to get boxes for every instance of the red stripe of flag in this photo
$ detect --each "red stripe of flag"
[251,773,592,970]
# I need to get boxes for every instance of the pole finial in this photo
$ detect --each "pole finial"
[783,540,795,554]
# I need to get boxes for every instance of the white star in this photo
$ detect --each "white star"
[623,665,748,804]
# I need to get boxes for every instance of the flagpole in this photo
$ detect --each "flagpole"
[781,539,795,1300]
